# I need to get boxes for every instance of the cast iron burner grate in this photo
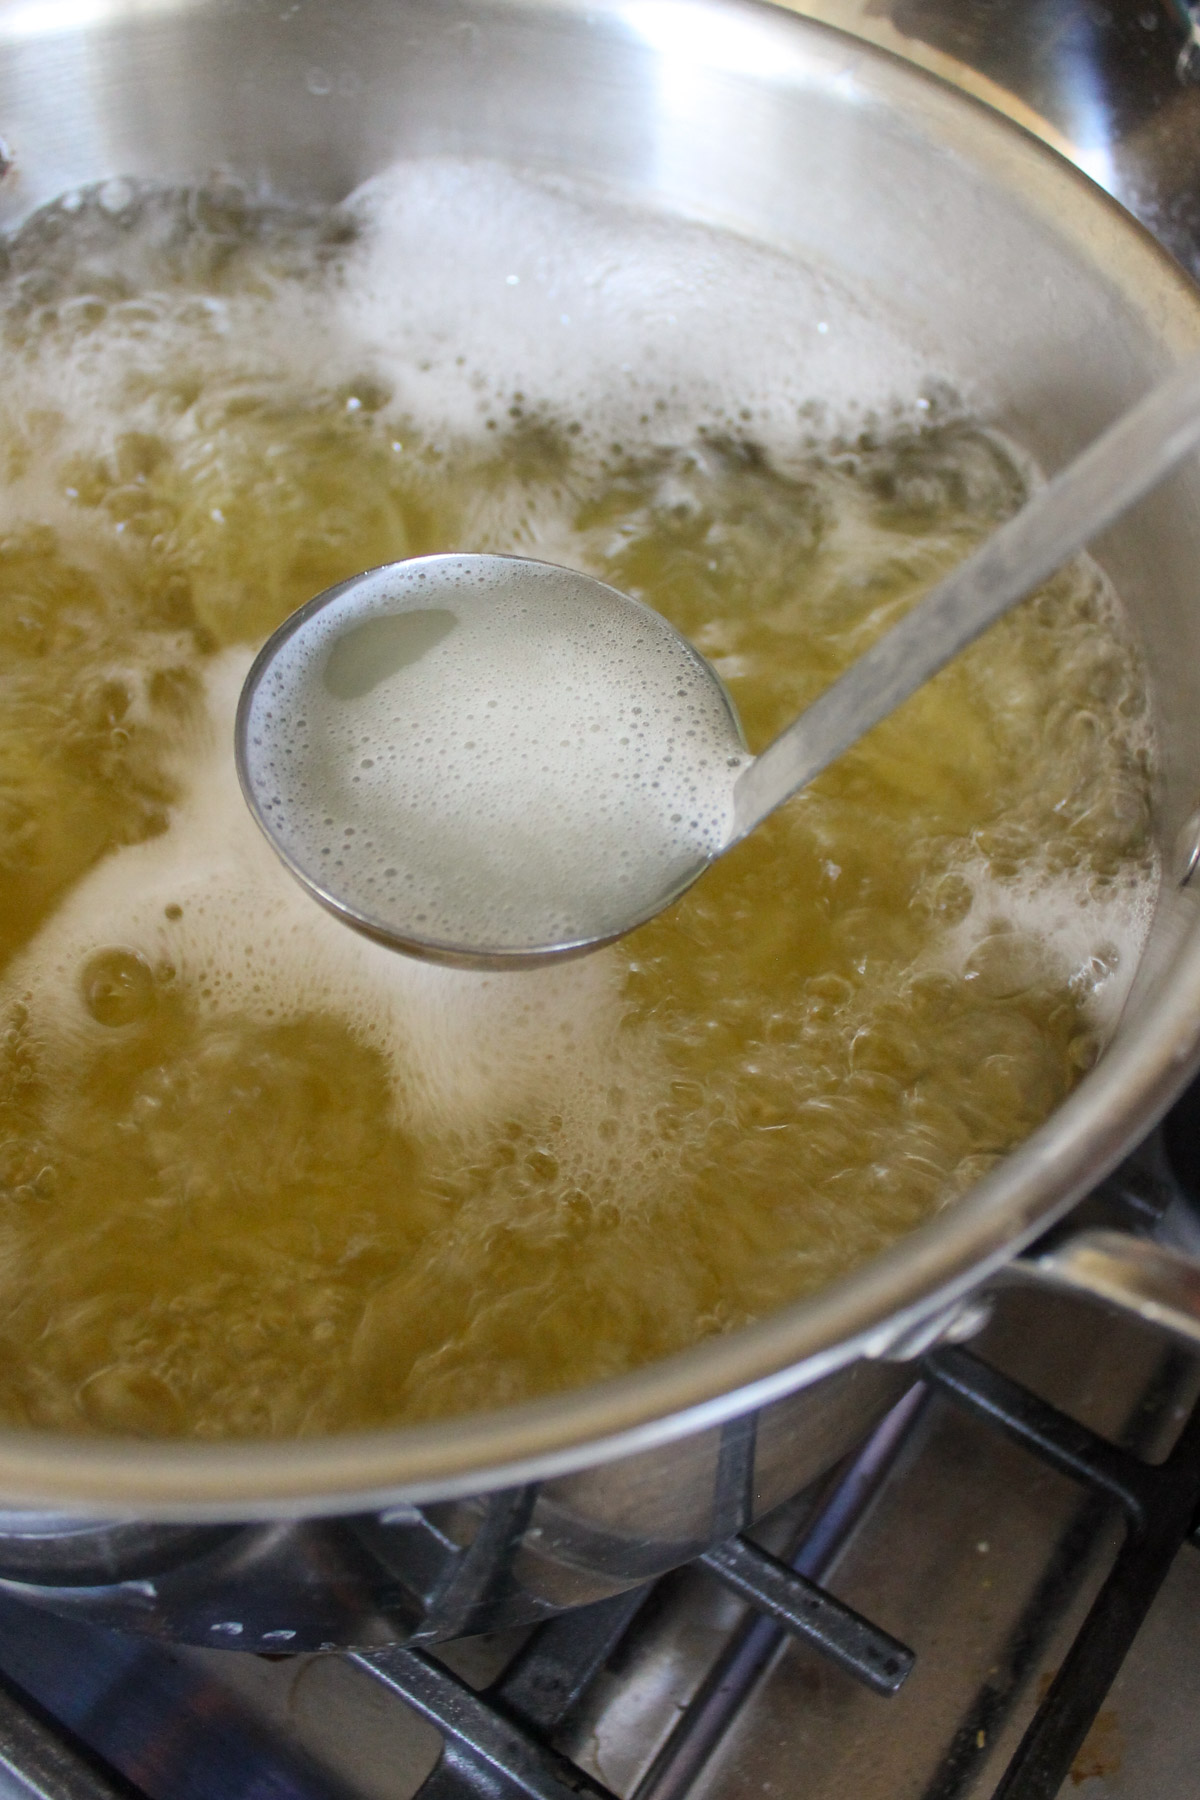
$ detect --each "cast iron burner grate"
[349,1384,923,1800]
[342,1344,1200,1800]
[0,1308,1198,1800]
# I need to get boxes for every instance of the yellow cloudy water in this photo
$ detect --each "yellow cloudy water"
[0,174,1157,1438]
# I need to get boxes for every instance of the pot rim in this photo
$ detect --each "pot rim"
[2,0,1200,1518]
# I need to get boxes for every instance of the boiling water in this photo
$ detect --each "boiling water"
[0,168,1156,1438]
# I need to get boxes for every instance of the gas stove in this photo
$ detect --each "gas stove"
[1,4,1200,1798]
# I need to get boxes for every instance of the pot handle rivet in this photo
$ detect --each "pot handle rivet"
[866,1294,994,1362]
[1173,807,1200,885]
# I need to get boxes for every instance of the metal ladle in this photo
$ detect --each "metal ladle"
[236,359,1200,969]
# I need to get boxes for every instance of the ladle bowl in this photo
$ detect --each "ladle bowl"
[235,553,748,966]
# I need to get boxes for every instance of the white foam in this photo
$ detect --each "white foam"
[0,160,946,590]
[931,855,1157,1027]
[4,650,655,1144]
[335,159,936,456]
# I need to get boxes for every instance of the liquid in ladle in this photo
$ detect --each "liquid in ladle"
[238,555,748,957]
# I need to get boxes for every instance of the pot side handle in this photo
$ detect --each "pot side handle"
[1008,1228,1200,1351]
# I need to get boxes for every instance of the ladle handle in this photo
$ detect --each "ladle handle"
[730,357,1200,844]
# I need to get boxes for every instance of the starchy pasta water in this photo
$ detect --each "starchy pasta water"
[0,165,1157,1437]
[241,555,749,953]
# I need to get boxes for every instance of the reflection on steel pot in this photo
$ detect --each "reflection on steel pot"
[0,0,1198,1652]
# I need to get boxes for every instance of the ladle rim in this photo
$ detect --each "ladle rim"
[234,549,742,966]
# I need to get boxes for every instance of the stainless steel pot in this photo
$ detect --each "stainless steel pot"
[0,0,1198,1653]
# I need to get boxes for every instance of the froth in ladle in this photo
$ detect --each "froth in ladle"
[236,554,749,963]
